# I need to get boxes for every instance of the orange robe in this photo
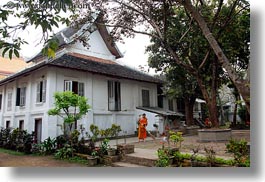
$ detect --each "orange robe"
[138,117,148,139]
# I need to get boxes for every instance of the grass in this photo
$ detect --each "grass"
[0,147,25,156]
[67,156,88,165]
[54,156,88,166]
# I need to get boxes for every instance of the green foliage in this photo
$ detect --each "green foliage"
[226,139,250,167]
[0,0,75,59]
[0,147,25,156]
[204,147,216,166]
[156,149,170,167]
[37,137,57,155]
[238,105,247,122]
[48,91,90,136]
[54,144,75,159]
[0,127,34,154]
[70,130,80,145]
[55,135,68,149]
[41,38,59,58]
[99,138,110,156]
[89,124,100,142]
[172,151,184,167]
[91,150,99,157]
[109,124,122,137]
[145,0,250,126]
[67,156,88,165]
[214,157,234,166]
[169,131,184,148]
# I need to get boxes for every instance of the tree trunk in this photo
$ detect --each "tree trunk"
[196,75,219,128]
[184,96,196,126]
[180,0,250,113]
[232,102,238,126]
[208,99,219,128]
[218,95,225,126]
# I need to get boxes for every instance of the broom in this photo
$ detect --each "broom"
[147,130,156,140]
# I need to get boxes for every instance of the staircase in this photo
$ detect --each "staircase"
[112,148,158,167]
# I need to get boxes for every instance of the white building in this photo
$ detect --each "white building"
[0,20,164,142]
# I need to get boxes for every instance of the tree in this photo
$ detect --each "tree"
[0,0,76,59]
[77,0,250,113]
[148,53,201,126]
[48,91,90,137]
[180,0,250,113]
[146,1,249,127]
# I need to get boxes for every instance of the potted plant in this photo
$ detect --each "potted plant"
[204,147,216,167]
[107,146,117,156]
[169,131,183,150]
[110,124,121,146]
[87,150,99,166]
[190,146,200,167]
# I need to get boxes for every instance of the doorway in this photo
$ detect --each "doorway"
[34,119,42,143]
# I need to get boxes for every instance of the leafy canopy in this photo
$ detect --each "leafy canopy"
[0,0,75,59]
[48,91,90,124]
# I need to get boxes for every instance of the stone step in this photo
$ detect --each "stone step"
[124,155,157,167]
[122,148,158,167]
[112,162,147,167]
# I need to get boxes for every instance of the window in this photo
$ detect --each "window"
[142,89,150,107]
[6,120,10,129]
[7,92,12,111]
[0,94,2,110]
[34,119,42,143]
[108,80,121,111]
[168,99,174,111]
[157,86,163,108]
[19,120,24,130]
[64,80,84,96]
[177,98,185,113]
[36,80,47,103]
[16,87,26,106]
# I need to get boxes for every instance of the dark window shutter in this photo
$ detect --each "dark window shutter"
[0,94,2,110]
[40,81,43,102]
[142,89,150,107]
[115,82,121,111]
[16,88,21,106]
[72,81,78,94]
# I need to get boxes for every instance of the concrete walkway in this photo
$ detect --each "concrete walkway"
[106,130,250,160]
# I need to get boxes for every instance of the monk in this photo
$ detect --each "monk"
[138,113,148,142]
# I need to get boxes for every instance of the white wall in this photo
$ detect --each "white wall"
[67,29,116,61]
[43,67,158,139]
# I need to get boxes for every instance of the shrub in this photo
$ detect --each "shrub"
[204,147,216,167]
[169,131,183,148]
[38,137,57,155]
[226,139,250,167]
[56,135,67,149]
[54,144,75,159]
[0,127,34,154]
[156,149,170,167]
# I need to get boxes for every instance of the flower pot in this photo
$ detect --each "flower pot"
[168,156,174,166]
[107,148,117,156]
[87,156,98,166]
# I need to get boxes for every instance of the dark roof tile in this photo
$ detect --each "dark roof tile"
[0,53,163,85]
[50,54,163,84]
